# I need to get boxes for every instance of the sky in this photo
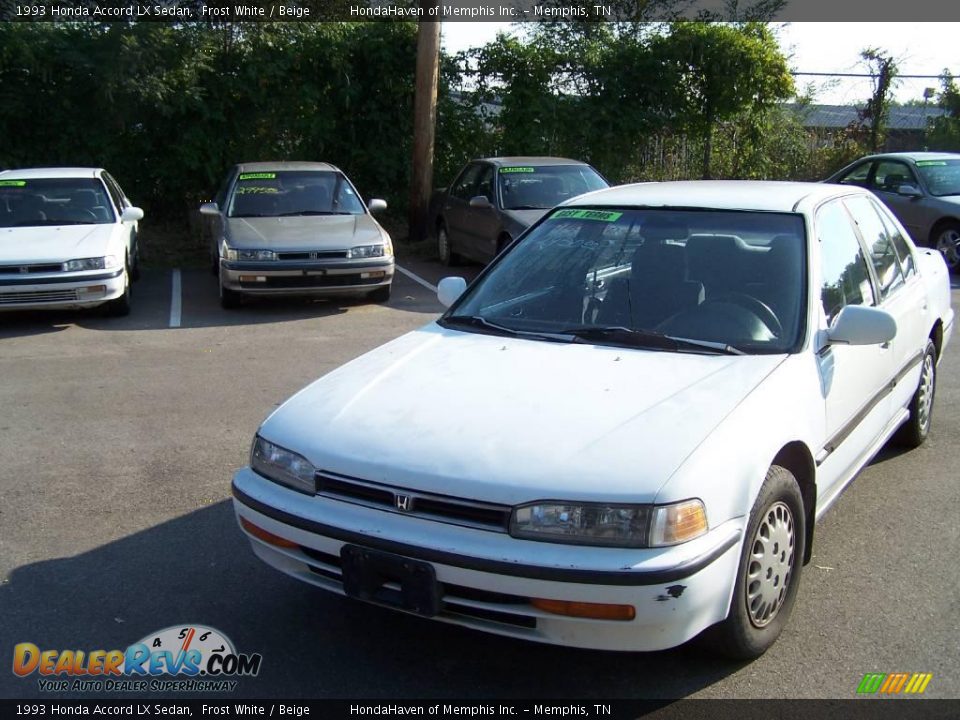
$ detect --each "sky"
[440,22,960,106]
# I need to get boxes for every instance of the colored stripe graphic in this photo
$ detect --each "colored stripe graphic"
[858,672,932,695]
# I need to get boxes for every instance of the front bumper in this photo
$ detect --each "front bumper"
[221,258,393,297]
[0,268,125,311]
[232,467,743,651]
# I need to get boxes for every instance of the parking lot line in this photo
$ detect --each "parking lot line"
[395,264,437,293]
[169,269,182,328]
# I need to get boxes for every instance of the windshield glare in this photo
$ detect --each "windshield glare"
[498,165,608,210]
[915,159,960,197]
[0,178,115,227]
[228,170,365,217]
[447,208,807,354]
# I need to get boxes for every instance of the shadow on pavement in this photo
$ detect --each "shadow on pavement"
[0,501,743,701]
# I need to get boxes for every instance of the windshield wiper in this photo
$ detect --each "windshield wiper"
[442,315,572,342]
[557,326,743,355]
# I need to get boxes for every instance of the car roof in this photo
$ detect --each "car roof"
[235,161,339,173]
[856,151,960,163]
[0,167,104,179]
[482,157,592,167]
[565,180,856,213]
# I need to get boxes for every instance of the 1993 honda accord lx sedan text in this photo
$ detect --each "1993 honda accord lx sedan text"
[232,181,953,658]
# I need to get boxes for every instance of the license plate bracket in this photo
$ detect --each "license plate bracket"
[340,545,441,617]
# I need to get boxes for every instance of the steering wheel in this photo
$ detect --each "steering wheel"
[704,293,783,338]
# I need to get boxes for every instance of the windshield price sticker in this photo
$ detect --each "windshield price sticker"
[0,180,27,187]
[238,172,277,180]
[500,167,536,173]
[915,161,947,167]
[552,209,623,222]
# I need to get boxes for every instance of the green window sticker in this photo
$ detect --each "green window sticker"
[238,172,277,180]
[0,180,27,187]
[915,161,947,167]
[500,167,536,174]
[551,209,623,222]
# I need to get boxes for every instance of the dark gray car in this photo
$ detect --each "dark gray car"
[826,152,960,270]
[432,157,608,266]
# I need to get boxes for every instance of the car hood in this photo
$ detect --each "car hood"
[260,324,786,506]
[224,214,383,250]
[0,224,113,264]
[501,208,549,230]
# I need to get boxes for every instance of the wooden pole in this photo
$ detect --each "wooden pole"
[408,13,441,243]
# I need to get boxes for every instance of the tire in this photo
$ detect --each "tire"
[931,221,960,272]
[705,465,805,659]
[496,234,512,257]
[130,244,141,282]
[894,339,937,448]
[368,284,392,303]
[104,264,131,317]
[219,267,241,309]
[437,223,458,267]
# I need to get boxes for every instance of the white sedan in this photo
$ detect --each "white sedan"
[0,167,144,315]
[232,181,953,658]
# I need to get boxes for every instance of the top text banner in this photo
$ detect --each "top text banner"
[3,0,959,21]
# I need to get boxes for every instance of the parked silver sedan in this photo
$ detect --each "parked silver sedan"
[826,152,960,271]
[200,162,394,308]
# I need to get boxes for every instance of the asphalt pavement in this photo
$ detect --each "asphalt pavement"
[0,262,957,701]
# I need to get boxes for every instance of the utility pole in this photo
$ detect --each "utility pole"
[408,13,441,244]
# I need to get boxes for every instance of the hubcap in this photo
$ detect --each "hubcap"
[917,352,935,435]
[746,501,795,628]
[936,228,960,269]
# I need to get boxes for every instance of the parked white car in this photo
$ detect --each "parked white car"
[0,167,143,315]
[232,181,953,658]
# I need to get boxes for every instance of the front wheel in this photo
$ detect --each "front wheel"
[932,221,960,271]
[894,339,937,448]
[705,465,805,659]
[437,224,458,267]
[219,267,241,309]
[368,284,392,303]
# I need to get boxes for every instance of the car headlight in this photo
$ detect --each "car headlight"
[509,498,707,548]
[63,256,119,272]
[250,436,317,495]
[347,244,386,259]
[236,249,277,261]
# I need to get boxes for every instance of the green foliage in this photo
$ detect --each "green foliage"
[928,73,960,151]
[0,22,416,220]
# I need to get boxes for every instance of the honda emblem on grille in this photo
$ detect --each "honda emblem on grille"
[395,494,412,512]
[20,266,29,274]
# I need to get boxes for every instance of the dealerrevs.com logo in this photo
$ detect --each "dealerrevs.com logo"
[13,624,262,693]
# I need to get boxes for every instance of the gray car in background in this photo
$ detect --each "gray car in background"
[431,157,608,266]
[200,161,394,308]
[826,152,960,271]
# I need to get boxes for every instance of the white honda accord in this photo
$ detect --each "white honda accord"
[232,181,953,658]
[0,167,144,315]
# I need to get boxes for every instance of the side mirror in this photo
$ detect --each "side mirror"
[199,202,220,216]
[437,276,467,308]
[469,195,493,210]
[121,207,144,223]
[368,198,387,215]
[897,184,923,198]
[827,305,897,346]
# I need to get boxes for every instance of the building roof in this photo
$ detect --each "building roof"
[787,103,948,131]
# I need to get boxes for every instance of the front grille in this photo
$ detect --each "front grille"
[0,263,63,274]
[316,471,512,532]
[0,289,78,304]
[239,274,380,289]
[276,251,348,261]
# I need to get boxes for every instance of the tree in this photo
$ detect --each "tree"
[651,22,794,178]
[856,48,898,152]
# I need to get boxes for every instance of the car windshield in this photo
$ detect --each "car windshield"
[914,158,960,197]
[443,208,807,355]
[498,165,608,210]
[227,170,366,218]
[0,178,115,227]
